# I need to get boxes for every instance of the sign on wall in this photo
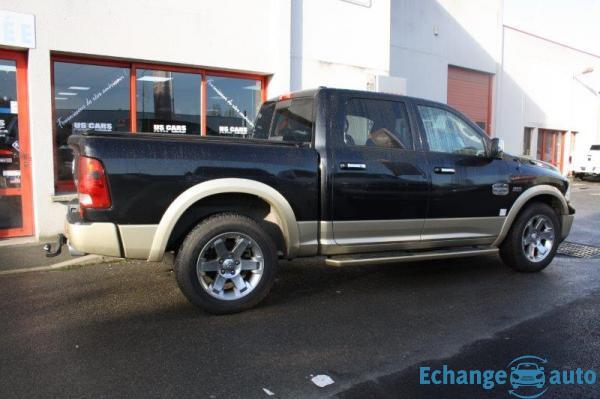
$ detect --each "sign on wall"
[0,10,35,49]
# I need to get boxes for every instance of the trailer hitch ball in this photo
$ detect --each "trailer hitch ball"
[43,234,67,258]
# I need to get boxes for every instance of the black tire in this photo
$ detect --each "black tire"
[499,202,560,272]
[174,213,278,314]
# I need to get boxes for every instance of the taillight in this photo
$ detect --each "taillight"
[77,156,111,211]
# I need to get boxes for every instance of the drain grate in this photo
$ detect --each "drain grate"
[557,242,600,258]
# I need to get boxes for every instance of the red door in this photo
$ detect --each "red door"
[537,129,566,173]
[447,65,493,135]
[0,50,33,238]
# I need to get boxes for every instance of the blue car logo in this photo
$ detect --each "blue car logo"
[507,355,549,398]
[510,362,546,389]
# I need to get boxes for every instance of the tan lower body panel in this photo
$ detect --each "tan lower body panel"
[320,217,504,256]
[118,225,158,259]
[297,221,319,256]
[421,216,505,241]
[331,219,424,245]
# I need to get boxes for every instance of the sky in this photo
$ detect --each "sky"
[504,0,600,56]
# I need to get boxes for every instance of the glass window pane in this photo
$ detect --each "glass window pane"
[250,101,276,140]
[0,59,20,190]
[342,98,413,149]
[206,76,262,137]
[418,105,485,156]
[0,196,22,229]
[53,62,130,192]
[136,69,200,134]
[268,98,313,143]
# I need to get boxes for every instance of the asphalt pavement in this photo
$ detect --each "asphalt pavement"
[1,180,599,398]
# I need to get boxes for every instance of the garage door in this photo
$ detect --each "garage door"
[447,66,492,135]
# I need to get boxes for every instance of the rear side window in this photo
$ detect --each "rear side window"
[251,101,276,139]
[251,98,314,144]
[342,98,413,150]
[591,145,600,151]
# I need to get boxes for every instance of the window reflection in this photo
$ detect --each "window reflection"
[136,69,201,134]
[53,62,130,191]
[206,76,261,137]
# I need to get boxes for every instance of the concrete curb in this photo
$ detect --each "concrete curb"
[0,255,122,276]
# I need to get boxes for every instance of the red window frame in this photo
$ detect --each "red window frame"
[0,49,34,238]
[50,54,268,192]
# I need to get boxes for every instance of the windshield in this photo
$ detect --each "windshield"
[590,145,600,151]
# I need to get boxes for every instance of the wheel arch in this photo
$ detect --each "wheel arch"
[493,184,568,247]
[147,178,300,261]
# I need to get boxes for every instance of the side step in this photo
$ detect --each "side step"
[325,246,498,267]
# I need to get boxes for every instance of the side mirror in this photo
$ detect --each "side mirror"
[490,138,504,159]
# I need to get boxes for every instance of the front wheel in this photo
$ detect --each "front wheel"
[500,202,560,272]
[174,213,278,314]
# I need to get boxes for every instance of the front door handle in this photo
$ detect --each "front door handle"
[434,167,455,174]
[340,162,367,170]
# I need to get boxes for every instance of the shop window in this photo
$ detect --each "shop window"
[206,76,262,137]
[53,62,130,192]
[0,59,22,229]
[523,127,532,156]
[136,69,201,135]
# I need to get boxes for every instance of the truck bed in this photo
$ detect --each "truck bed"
[68,132,320,226]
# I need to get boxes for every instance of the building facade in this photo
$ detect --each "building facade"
[1,0,599,240]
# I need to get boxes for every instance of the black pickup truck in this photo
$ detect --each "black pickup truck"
[64,87,575,314]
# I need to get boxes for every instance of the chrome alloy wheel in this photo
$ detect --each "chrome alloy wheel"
[521,214,555,263]
[196,232,264,300]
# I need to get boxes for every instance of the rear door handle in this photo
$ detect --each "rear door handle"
[434,167,455,174]
[340,162,367,170]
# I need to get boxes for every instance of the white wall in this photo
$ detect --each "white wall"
[2,0,291,238]
[389,0,502,102]
[496,27,600,164]
[291,0,390,91]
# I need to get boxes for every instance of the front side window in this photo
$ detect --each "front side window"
[342,98,413,149]
[418,105,485,156]
[206,76,262,137]
[53,62,130,191]
[136,69,200,134]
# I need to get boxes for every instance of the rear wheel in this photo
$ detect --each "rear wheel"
[174,213,278,314]
[500,202,560,272]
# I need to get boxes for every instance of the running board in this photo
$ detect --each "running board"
[325,246,498,267]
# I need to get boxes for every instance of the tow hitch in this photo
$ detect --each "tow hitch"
[42,234,67,258]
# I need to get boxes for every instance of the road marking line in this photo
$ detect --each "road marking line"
[0,255,120,276]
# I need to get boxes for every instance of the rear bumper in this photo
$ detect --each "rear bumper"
[65,217,121,257]
[65,211,158,259]
[64,213,122,257]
